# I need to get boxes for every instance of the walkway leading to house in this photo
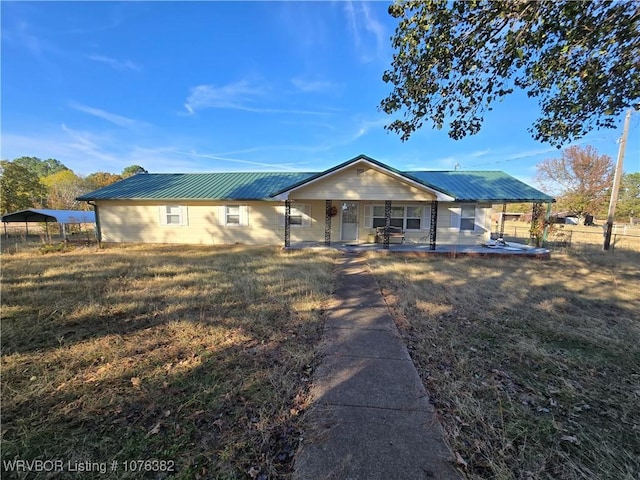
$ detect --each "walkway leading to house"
[293,254,461,480]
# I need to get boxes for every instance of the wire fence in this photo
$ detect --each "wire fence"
[501,224,640,252]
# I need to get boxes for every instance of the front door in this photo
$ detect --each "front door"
[341,202,358,242]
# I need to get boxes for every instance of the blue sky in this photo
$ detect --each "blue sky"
[2,1,638,185]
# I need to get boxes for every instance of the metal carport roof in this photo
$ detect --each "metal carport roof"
[1,209,96,224]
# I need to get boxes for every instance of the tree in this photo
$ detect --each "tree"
[13,156,69,177]
[380,1,640,146]
[535,145,614,217]
[0,160,48,213]
[121,165,148,178]
[85,171,123,190]
[617,172,640,221]
[41,170,89,210]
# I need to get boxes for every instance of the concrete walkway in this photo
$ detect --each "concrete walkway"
[293,254,461,480]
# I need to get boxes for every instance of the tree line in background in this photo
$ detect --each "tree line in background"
[502,146,639,223]
[1,150,638,222]
[0,157,147,214]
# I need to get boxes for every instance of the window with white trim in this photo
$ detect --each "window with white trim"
[219,205,248,226]
[368,205,428,231]
[159,205,188,226]
[460,205,476,231]
[226,205,240,225]
[279,203,311,227]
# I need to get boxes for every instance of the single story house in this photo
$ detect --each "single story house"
[77,154,554,249]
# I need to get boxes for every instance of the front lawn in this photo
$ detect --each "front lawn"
[368,250,640,480]
[1,245,335,479]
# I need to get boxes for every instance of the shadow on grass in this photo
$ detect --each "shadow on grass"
[1,244,335,479]
[367,252,640,480]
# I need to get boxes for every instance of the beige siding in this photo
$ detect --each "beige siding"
[291,165,436,201]
[96,200,491,246]
[97,200,330,245]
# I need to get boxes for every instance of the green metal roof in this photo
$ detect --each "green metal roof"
[77,157,554,203]
[407,171,555,203]
[77,172,316,201]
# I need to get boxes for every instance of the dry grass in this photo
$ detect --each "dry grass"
[1,244,336,479]
[368,250,640,480]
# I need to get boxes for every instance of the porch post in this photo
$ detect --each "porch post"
[284,200,291,248]
[429,200,438,250]
[499,203,507,238]
[324,200,332,246]
[383,200,391,249]
[530,202,543,247]
[542,201,552,244]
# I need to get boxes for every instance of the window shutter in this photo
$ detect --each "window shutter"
[302,204,311,227]
[180,206,189,226]
[240,205,249,226]
[474,205,485,232]
[449,206,461,228]
[423,206,431,231]
[159,206,168,226]
[363,205,372,228]
[218,206,226,226]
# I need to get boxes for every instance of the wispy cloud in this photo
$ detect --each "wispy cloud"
[291,77,336,93]
[87,54,141,71]
[184,81,266,114]
[69,102,148,129]
[344,1,387,63]
[469,149,491,158]
[184,80,331,116]
[175,151,300,171]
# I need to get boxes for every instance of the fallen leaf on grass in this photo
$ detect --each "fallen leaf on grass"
[147,422,161,436]
[247,466,260,478]
[130,377,141,388]
[561,435,580,444]
[454,452,468,468]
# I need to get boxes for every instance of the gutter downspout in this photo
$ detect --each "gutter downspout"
[87,201,101,246]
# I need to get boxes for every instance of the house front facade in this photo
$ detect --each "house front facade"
[77,155,554,249]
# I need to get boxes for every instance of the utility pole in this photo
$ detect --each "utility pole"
[603,109,632,250]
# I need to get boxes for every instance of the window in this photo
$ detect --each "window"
[406,206,423,230]
[159,205,188,226]
[279,203,311,227]
[369,205,426,231]
[219,205,248,226]
[226,205,240,225]
[450,204,480,231]
[460,205,476,231]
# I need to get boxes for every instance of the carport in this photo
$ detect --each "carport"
[1,209,96,242]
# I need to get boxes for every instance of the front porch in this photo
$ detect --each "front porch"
[286,240,551,259]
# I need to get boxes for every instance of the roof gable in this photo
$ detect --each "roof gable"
[271,154,455,201]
